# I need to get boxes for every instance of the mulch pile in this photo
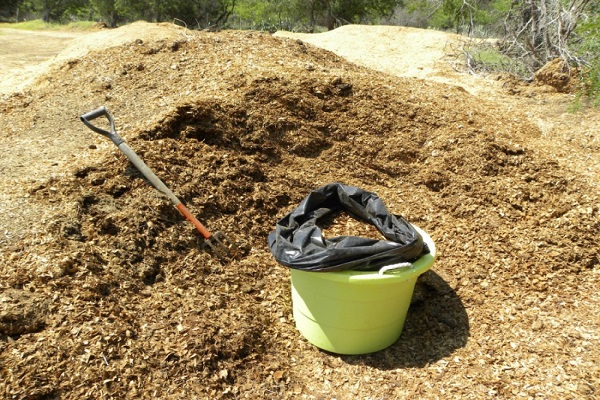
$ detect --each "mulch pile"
[0,24,598,399]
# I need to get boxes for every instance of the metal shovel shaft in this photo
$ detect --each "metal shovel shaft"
[80,106,237,259]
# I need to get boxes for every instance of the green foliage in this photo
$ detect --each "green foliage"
[470,45,510,67]
[428,7,453,30]
[402,0,429,13]
[234,0,294,31]
[28,0,87,22]
[89,0,117,26]
[1,18,52,28]
[572,12,600,106]
[455,40,531,77]
[441,0,468,30]
[114,0,146,21]
[233,0,402,32]
[332,0,399,24]
[0,17,95,28]
[0,0,18,20]
[400,0,509,35]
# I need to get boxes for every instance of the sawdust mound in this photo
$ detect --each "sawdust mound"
[1,23,598,398]
[50,21,187,63]
[534,58,579,93]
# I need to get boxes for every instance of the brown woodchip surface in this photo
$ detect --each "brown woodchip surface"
[0,22,599,399]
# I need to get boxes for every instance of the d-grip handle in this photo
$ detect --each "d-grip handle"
[80,106,123,146]
[80,106,178,204]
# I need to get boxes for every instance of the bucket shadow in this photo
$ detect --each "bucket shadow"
[339,270,469,369]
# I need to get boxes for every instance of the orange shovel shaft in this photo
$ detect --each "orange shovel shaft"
[176,202,213,239]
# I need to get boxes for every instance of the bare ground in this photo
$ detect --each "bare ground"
[0,22,599,399]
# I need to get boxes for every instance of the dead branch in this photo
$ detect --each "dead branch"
[500,0,594,76]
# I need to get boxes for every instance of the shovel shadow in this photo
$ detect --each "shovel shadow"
[340,270,470,369]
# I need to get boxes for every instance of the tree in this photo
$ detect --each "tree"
[31,0,65,22]
[442,0,477,33]
[298,0,401,30]
[163,0,236,28]
[501,0,593,71]
[393,0,509,34]
[572,2,600,105]
[0,0,19,20]
[90,0,119,26]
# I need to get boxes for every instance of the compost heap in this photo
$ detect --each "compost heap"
[0,24,598,399]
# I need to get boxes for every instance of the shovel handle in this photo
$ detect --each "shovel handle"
[80,106,124,146]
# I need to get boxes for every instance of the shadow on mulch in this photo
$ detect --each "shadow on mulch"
[341,271,469,369]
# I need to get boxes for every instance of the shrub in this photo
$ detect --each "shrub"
[573,12,600,106]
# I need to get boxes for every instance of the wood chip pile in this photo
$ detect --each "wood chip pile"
[0,23,598,399]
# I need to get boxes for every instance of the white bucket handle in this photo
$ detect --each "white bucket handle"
[378,262,413,275]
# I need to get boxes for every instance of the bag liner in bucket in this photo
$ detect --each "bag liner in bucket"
[268,183,429,272]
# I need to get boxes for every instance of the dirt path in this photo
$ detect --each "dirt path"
[0,28,83,65]
[0,28,86,93]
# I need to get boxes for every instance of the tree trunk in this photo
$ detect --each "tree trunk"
[326,0,334,30]
[110,10,118,28]
[214,0,236,27]
[309,0,316,32]
[154,0,162,22]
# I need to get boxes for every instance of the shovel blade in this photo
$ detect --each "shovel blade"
[203,231,239,261]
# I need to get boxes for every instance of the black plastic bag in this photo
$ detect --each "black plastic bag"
[268,183,429,272]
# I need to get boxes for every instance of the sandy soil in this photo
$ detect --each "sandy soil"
[0,22,599,399]
[0,28,84,93]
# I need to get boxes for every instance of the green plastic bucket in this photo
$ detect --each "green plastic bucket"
[290,226,436,355]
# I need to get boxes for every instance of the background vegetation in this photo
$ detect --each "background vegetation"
[0,0,598,104]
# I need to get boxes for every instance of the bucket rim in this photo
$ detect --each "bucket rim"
[290,225,436,283]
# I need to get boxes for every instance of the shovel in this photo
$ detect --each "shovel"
[80,106,238,261]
